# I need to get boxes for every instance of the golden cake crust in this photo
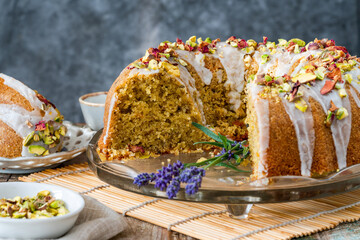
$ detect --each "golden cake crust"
[0,120,22,158]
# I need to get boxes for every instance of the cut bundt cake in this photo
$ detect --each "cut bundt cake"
[0,73,67,158]
[98,36,360,179]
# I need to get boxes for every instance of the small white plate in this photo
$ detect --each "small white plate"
[0,121,95,174]
[0,182,85,239]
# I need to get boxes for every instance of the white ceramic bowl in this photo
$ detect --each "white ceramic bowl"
[79,91,107,131]
[0,182,85,239]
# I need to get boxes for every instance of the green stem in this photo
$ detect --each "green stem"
[204,155,226,169]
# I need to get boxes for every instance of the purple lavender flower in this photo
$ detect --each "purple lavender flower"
[173,160,184,175]
[185,174,203,195]
[231,141,241,148]
[227,150,234,160]
[154,165,173,191]
[166,176,181,199]
[180,166,204,183]
[134,160,205,199]
[216,148,226,157]
[133,173,156,186]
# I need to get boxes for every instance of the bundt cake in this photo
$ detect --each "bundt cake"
[0,73,67,158]
[98,36,360,179]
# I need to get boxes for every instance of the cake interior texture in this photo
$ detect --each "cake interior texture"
[98,36,360,179]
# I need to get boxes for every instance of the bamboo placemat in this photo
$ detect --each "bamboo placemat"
[20,163,360,240]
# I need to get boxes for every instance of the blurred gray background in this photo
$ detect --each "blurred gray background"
[0,0,359,122]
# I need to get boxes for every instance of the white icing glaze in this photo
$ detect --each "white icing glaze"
[248,83,269,178]
[103,94,117,145]
[280,92,315,176]
[213,42,246,111]
[350,87,360,107]
[304,81,351,169]
[253,49,319,78]
[177,65,206,124]
[0,73,57,118]
[176,50,213,85]
[128,68,160,77]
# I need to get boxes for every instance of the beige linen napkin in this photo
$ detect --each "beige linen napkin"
[58,195,127,240]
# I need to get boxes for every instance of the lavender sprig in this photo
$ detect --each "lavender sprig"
[190,122,250,172]
[133,160,205,199]
[133,123,250,199]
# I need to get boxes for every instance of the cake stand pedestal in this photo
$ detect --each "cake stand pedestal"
[226,204,253,219]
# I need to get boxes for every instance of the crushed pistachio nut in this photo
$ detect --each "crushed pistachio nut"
[314,67,326,80]
[339,88,347,98]
[0,191,69,219]
[295,98,308,112]
[325,110,334,127]
[278,39,287,47]
[148,59,159,70]
[336,107,349,120]
[178,59,187,66]
[261,54,270,64]
[289,38,306,47]
[23,131,35,147]
[264,75,272,82]
[292,72,316,84]
[344,74,353,84]
[28,145,47,156]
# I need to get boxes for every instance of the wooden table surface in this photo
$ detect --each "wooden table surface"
[1,153,360,240]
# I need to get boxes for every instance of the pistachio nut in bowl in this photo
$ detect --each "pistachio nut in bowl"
[0,182,84,239]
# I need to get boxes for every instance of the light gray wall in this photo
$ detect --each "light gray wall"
[0,0,358,122]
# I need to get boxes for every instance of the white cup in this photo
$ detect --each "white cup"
[79,91,107,131]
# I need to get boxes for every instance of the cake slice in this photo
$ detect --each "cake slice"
[0,73,66,158]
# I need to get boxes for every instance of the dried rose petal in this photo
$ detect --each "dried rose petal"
[255,74,265,85]
[289,81,301,102]
[129,145,145,153]
[158,43,168,52]
[176,38,184,45]
[263,36,268,45]
[238,39,248,49]
[227,36,236,42]
[211,38,220,48]
[326,67,342,82]
[307,42,320,50]
[36,93,56,109]
[283,74,291,82]
[329,100,338,112]
[320,80,336,95]
[326,39,335,47]
[35,121,46,131]
[198,41,210,53]
[333,46,348,54]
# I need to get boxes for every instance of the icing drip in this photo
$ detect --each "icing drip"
[177,65,206,124]
[348,68,360,99]
[176,50,213,85]
[214,43,246,111]
[103,94,117,145]
[249,83,269,178]
[304,81,351,169]
[280,93,315,176]
[350,87,360,108]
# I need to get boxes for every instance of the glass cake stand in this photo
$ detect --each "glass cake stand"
[87,130,360,218]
